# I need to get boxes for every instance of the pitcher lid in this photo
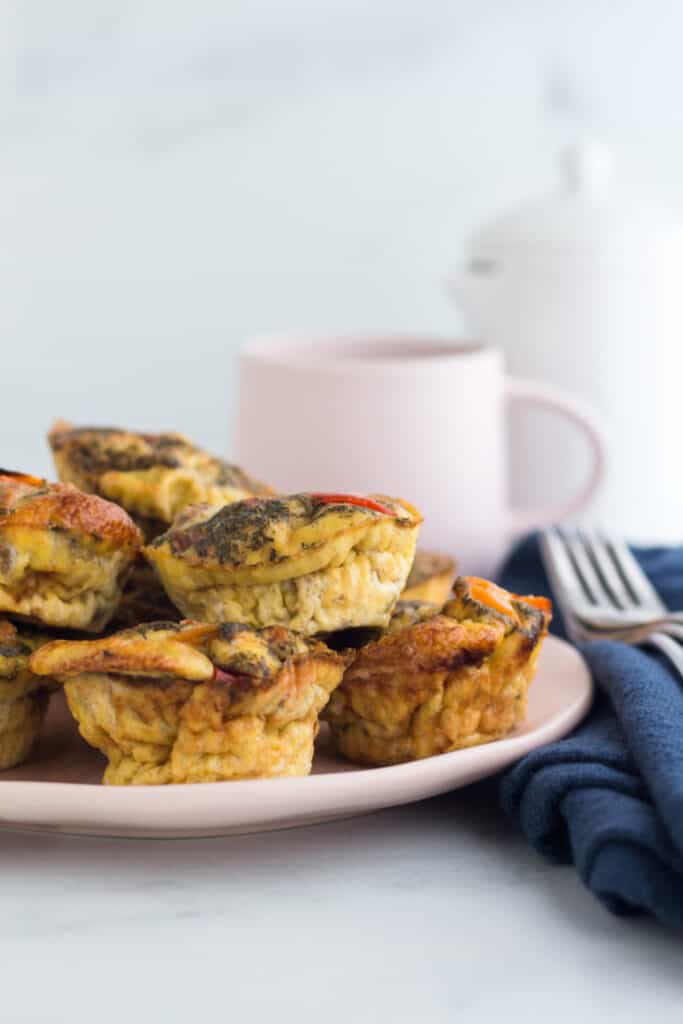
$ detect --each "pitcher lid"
[466,142,683,261]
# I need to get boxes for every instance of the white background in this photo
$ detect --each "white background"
[4,0,683,473]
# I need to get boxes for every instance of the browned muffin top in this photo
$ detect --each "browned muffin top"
[48,423,270,497]
[29,619,349,692]
[0,471,142,552]
[148,492,421,569]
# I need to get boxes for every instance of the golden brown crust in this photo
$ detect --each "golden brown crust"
[0,472,142,552]
[342,615,503,678]
[324,577,551,766]
[147,493,421,575]
[63,648,346,784]
[31,632,209,680]
[48,422,271,531]
[30,618,350,784]
[30,619,347,690]
[29,621,215,681]
[143,493,422,634]
[0,472,142,631]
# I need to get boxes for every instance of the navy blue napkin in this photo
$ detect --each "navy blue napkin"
[499,535,683,929]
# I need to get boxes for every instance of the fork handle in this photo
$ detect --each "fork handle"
[505,377,607,533]
[646,632,683,681]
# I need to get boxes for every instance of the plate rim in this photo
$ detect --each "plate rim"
[0,634,592,836]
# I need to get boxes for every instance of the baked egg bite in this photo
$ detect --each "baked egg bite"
[48,421,271,539]
[0,619,57,771]
[143,492,422,635]
[29,620,350,785]
[401,550,456,605]
[324,575,551,766]
[0,471,142,632]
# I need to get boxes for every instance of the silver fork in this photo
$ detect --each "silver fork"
[540,527,683,679]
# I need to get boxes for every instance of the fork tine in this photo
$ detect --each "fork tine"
[565,616,593,645]
[601,534,667,613]
[540,528,598,644]
[539,528,590,613]
[559,528,615,609]
[581,531,635,611]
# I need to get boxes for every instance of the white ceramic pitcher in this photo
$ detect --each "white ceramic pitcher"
[449,142,683,541]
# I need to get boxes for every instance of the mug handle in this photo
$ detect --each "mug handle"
[505,375,607,535]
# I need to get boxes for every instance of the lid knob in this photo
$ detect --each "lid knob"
[561,142,613,194]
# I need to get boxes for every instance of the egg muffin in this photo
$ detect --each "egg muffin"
[29,620,350,785]
[324,576,551,766]
[48,421,271,539]
[0,471,142,632]
[401,550,456,605]
[0,619,57,771]
[144,493,422,636]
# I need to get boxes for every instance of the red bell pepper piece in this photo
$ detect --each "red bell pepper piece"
[310,493,394,516]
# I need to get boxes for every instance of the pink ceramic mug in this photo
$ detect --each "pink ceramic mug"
[234,335,605,575]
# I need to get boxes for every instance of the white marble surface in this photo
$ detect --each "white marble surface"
[1,781,681,1023]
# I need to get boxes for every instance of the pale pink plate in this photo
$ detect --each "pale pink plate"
[0,636,591,839]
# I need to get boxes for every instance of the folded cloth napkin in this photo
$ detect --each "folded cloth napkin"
[499,535,683,929]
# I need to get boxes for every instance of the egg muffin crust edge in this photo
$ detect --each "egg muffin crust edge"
[29,621,351,785]
[0,472,142,632]
[48,422,272,534]
[324,576,552,766]
[143,493,422,635]
[0,618,58,771]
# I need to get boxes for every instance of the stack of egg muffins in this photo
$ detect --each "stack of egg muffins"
[0,422,551,785]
